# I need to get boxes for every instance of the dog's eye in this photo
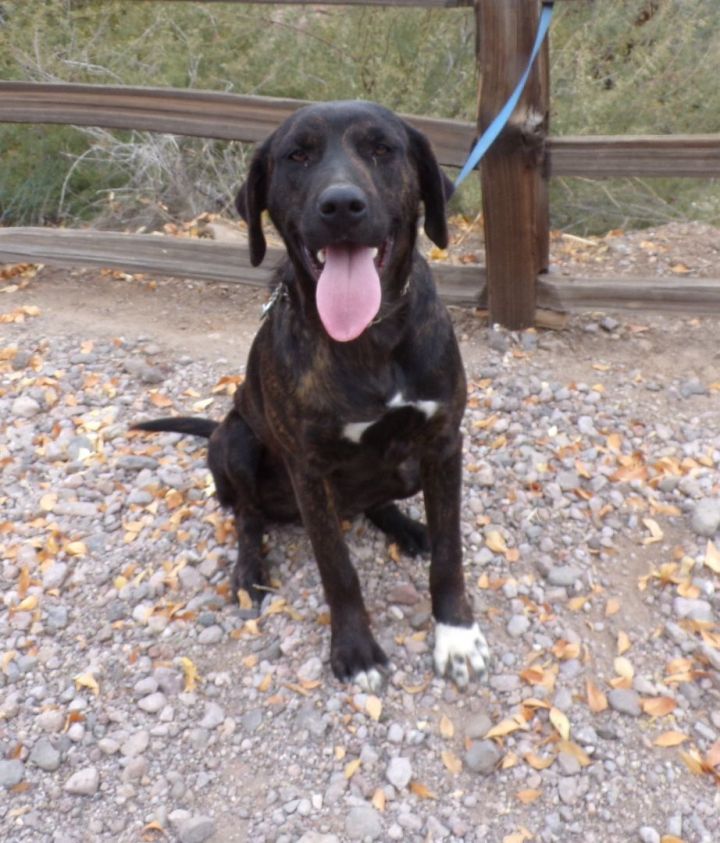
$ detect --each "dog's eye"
[288,149,309,165]
[372,143,392,158]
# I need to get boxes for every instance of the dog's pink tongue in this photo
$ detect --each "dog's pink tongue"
[316,244,381,342]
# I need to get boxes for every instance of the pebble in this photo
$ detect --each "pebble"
[29,737,62,772]
[345,805,383,840]
[691,498,720,537]
[464,740,501,775]
[3,311,720,843]
[121,729,150,757]
[607,688,642,717]
[638,827,661,843]
[11,395,40,418]
[177,815,217,843]
[386,756,412,789]
[64,766,100,796]
[198,625,224,645]
[0,759,25,788]
[200,701,225,730]
[506,614,530,637]
[138,691,167,713]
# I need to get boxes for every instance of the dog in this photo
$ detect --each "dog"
[133,101,489,690]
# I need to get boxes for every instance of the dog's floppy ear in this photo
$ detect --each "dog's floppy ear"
[235,135,273,267]
[405,123,453,250]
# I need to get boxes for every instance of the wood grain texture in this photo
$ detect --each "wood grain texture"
[477,0,547,329]
[0,227,485,305]
[1,84,717,176]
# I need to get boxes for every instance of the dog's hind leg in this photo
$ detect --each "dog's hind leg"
[365,503,429,557]
[208,412,268,604]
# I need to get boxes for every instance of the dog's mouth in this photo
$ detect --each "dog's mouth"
[301,239,392,343]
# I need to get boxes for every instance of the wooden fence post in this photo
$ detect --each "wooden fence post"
[476,0,550,329]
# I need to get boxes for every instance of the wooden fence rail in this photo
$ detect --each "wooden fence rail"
[2,83,719,178]
[1,1,719,326]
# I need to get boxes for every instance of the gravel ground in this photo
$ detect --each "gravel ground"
[1,283,720,843]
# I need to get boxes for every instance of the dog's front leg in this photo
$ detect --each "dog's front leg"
[287,463,388,691]
[422,439,490,687]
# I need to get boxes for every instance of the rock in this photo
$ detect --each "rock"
[558,776,579,805]
[297,834,340,843]
[557,751,581,776]
[345,805,383,840]
[64,766,99,795]
[177,815,216,843]
[198,625,223,645]
[673,597,713,622]
[638,827,661,843]
[297,656,323,683]
[607,688,642,716]
[200,702,225,730]
[12,396,40,418]
[42,562,69,590]
[464,740,501,775]
[387,723,404,744]
[506,614,530,637]
[138,692,167,714]
[690,498,720,537]
[0,759,25,788]
[121,729,150,757]
[387,582,421,605]
[547,566,582,587]
[386,756,412,789]
[37,709,65,733]
[29,737,62,772]
[464,712,492,740]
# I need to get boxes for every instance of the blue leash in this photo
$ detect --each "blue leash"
[454,2,554,188]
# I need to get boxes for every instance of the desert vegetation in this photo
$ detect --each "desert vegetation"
[0,0,718,232]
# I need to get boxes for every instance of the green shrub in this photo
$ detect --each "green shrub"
[0,0,717,232]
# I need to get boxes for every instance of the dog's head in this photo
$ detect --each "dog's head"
[236,101,453,342]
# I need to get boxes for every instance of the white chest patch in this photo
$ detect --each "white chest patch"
[342,392,440,444]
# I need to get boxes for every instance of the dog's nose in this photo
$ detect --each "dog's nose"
[318,184,368,227]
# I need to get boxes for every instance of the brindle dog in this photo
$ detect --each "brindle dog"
[133,101,490,690]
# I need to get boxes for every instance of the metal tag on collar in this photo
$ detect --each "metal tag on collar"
[260,284,285,319]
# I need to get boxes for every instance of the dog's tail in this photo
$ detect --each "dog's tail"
[131,416,219,438]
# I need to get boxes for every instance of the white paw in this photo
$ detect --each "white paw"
[434,622,490,688]
[352,667,385,693]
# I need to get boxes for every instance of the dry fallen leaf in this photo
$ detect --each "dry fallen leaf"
[74,673,100,696]
[485,716,529,739]
[516,788,542,804]
[642,518,664,545]
[525,752,554,770]
[409,780,436,800]
[653,731,689,748]
[586,678,608,713]
[441,750,462,775]
[642,696,678,717]
[704,540,720,574]
[613,656,634,681]
[617,630,631,655]
[177,656,200,692]
[485,530,508,554]
[344,758,361,780]
[365,695,382,722]
[557,740,591,767]
[371,788,386,812]
[439,714,455,739]
[549,707,571,740]
[236,589,253,610]
[605,597,621,616]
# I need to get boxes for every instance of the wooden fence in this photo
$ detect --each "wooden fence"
[1,0,719,326]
